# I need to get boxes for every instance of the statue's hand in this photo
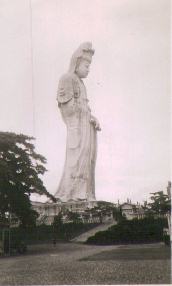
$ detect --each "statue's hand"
[90,116,101,131]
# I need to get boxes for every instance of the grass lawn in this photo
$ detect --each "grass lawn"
[81,244,171,261]
[0,243,170,285]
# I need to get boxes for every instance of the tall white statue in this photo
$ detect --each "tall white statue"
[55,42,101,202]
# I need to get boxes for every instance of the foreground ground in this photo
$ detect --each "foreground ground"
[0,242,171,285]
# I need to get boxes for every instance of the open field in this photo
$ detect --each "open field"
[0,242,171,285]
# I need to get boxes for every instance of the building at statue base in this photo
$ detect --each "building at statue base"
[32,200,105,225]
[31,198,147,225]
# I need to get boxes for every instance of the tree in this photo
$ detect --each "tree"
[112,207,125,223]
[66,211,81,223]
[142,200,154,217]
[0,132,55,227]
[52,212,63,228]
[148,191,171,216]
[52,212,63,242]
[96,201,125,222]
[84,201,125,223]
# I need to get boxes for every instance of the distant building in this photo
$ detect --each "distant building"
[32,198,147,225]
[32,198,145,225]
[120,201,145,220]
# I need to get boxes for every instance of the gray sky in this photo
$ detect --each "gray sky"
[0,0,171,204]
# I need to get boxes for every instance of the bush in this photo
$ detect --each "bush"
[53,222,100,241]
[0,222,100,246]
[86,217,168,245]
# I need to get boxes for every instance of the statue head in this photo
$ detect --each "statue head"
[68,42,94,78]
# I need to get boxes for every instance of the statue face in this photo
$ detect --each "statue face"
[76,59,90,78]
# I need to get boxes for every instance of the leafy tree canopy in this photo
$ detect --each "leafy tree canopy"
[0,132,55,227]
[149,191,171,214]
[84,201,124,222]
[65,211,81,223]
[144,190,171,216]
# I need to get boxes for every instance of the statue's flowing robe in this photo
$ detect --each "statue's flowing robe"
[55,73,97,202]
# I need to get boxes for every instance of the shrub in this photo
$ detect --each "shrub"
[0,222,100,245]
[86,217,167,245]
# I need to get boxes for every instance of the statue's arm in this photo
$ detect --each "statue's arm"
[57,74,80,117]
[57,74,74,105]
[90,115,101,131]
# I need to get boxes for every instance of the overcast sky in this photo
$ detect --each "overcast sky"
[0,0,171,204]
